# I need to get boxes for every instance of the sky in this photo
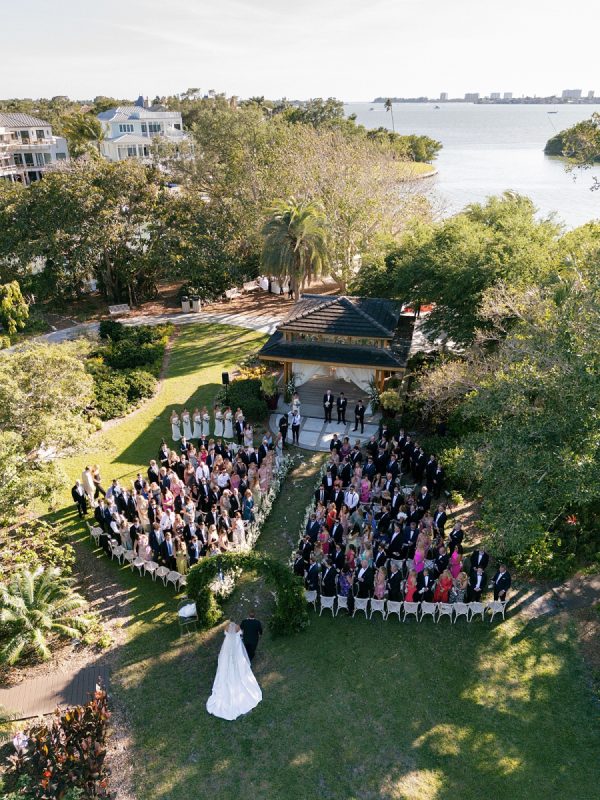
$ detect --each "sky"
[1,0,598,101]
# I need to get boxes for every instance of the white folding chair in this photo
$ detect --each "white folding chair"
[143,560,158,580]
[89,525,103,546]
[335,594,349,616]
[402,601,420,622]
[132,557,145,576]
[353,597,369,618]
[156,566,170,585]
[110,541,125,563]
[319,595,335,616]
[178,575,187,591]
[123,550,135,568]
[370,599,386,619]
[386,600,402,620]
[453,602,469,623]
[487,600,508,622]
[166,570,182,590]
[468,602,485,621]
[437,603,454,623]
[420,601,437,622]
[304,590,317,611]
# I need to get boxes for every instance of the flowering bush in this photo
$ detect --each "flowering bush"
[379,389,403,413]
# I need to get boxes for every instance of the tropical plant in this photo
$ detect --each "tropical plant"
[0,568,91,665]
[261,196,330,299]
[378,389,403,412]
[384,98,395,132]
[61,112,105,158]
[0,280,29,335]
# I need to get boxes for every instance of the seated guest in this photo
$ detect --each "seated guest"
[492,563,512,600]
[417,568,435,601]
[434,569,453,602]
[354,559,374,598]
[387,563,403,601]
[468,566,486,601]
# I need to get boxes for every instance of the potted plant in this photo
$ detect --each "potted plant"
[260,373,279,410]
[379,389,403,418]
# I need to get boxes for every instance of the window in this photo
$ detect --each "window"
[56,152,66,160]
[19,130,30,142]
[13,153,23,165]
[119,123,134,133]
[35,152,44,166]
[174,123,181,130]
[43,153,51,164]
[148,122,161,133]
[141,123,147,134]
[127,146,137,157]
[36,129,44,140]
[24,153,34,166]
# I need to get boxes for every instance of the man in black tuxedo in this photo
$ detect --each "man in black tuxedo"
[314,484,329,507]
[387,563,403,601]
[425,455,438,489]
[234,416,245,445]
[329,433,342,455]
[353,400,365,433]
[321,561,337,597]
[374,542,387,570]
[323,390,334,422]
[354,559,374,598]
[332,486,345,512]
[470,547,489,573]
[94,499,111,531]
[468,567,486,601]
[188,534,202,566]
[336,392,347,424]
[417,568,435,602]
[362,455,376,481]
[433,545,449,578]
[279,413,289,443]
[305,554,320,591]
[293,550,306,577]
[492,564,512,600]
[240,610,263,662]
[71,481,87,518]
[257,439,268,465]
[160,532,177,570]
[305,514,321,543]
[402,521,419,559]
[416,486,432,513]
[433,504,447,537]
[300,534,314,566]
[448,522,464,554]
[330,520,344,548]
[387,523,404,567]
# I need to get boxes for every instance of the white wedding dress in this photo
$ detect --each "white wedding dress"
[206,624,262,721]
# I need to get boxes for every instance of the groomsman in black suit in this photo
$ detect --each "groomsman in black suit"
[305,555,320,591]
[336,392,347,424]
[353,400,365,433]
[293,551,306,577]
[321,561,337,596]
[278,413,289,443]
[188,535,202,566]
[432,464,445,498]
[71,481,87,518]
[470,547,489,573]
[417,569,435,601]
[433,504,447,537]
[468,567,486,601]
[387,563,403,601]
[323,389,334,422]
[492,564,512,600]
[354,559,374,598]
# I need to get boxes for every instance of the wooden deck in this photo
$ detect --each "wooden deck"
[0,664,110,721]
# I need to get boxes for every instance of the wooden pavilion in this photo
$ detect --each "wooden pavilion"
[258,294,414,393]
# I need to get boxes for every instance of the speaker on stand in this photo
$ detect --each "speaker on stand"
[222,371,229,404]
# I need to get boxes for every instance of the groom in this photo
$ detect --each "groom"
[240,610,263,662]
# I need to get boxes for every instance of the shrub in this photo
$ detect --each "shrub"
[0,522,75,579]
[92,371,131,419]
[379,389,403,412]
[102,339,164,371]
[98,319,127,341]
[0,334,10,350]
[8,689,111,798]
[124,368,158,401]
[215,378,267,421]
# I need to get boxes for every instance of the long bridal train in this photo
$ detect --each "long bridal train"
[206,622,262,721]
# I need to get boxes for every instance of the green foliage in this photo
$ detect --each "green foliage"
[0,567,91,665]
[186,551,308,635]
[98,319,128,340]
[260,373,278,397]
[0,280,29,335]
[215,377,267,421]
[91,371,131,419]
[544,113,600,163]
[366,128,442,161]
[61,111,104,159]
[0,521,75,579]
[378,389,402,412]
[8,689,111,799]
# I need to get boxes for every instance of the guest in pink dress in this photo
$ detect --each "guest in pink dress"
[414,547,425,573]
[360,478,371,504]
[450,549,462,579]
[318,528,329,556]
[374,567,387,599]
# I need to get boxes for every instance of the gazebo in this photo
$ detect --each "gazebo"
[258,294,414,395]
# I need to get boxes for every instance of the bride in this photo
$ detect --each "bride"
[206,622,262,720]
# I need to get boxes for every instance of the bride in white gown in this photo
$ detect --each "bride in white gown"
[206,622,262,720]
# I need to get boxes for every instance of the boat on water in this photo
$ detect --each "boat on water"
[547,111,558,114]
[370,107,374,110]
[434,105,440,109]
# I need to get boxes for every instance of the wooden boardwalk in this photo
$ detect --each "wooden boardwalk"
[0,664,110,721]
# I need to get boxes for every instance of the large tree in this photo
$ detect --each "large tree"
[261,197,329,298]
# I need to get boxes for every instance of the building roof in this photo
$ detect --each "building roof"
[258,332,412,370]
[0,112,50,128]
[279,294,402,339]
[97,106,182,122]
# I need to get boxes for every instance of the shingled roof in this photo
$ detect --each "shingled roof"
[258,333,410,369]
[0,112,50,128]
[279,295,402,339]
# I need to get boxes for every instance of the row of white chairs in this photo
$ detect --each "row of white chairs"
[88,523,187,592]
[305,591,508,622]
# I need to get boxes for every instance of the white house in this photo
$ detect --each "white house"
[97,100,188,162]
[0,112,69,185]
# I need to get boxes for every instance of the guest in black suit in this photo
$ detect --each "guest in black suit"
[492,564,512,600]
[387,563,403,601]
[468,567,486,601]
[448,523,464,554]
[417,568,435,601]
[305,555,320,591]
[188,535,202,566]
[433,545,449,577]
[293,551,306,577]
[71,481,87,518]
[240,610,263,662]
[279,414,289,443]
[433,504,447,537]
[235,417,245,445]
[321,561,337,597]
[323,390,334,422]
[354,559,374,598]
[333,544,346,571]
[402,521,419,559]
[336,393,347,424]
[374,542,387,570]
[353,400,365,433]
[470,547,489,573]
[315,484,329,507]
[160,532,177,570]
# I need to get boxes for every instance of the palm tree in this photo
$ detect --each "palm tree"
[62,112,105,158]
[0,567,91,665]
[384,98,395,132]
[261,197,329,300]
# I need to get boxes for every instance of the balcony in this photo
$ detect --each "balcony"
[13,138,53,148]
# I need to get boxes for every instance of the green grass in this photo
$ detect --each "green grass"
[53,323,599,800]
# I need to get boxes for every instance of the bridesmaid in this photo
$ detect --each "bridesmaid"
[223,406,234,440]
[182,408,193,440]
[291,391,301,414]
[170,410,182,442]
[214,405,224,438]
[243,424,253,448]
[201,405,210,437]
[192,407,202,440]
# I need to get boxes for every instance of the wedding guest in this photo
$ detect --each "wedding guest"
[387,563,403,601]
[353,400,365,433]
[434,569,453,602]
[71,480,87,518]
[468,566,486,601]
[354,558,374,598]
[470,546,489,572]
[404,569,418,602]
[492,564,512,600]
[417,568,435,601]
[450,571,469,603]
[336,392,347,424]
[373,567,387,599]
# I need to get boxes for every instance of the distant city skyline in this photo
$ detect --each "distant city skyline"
[2,0,598,101]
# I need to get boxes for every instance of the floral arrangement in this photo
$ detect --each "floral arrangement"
[378,389,403,412]
[367,378,381,412]
[284,373,298,404]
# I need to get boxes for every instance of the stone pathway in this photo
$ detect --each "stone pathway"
[269,413,380,452]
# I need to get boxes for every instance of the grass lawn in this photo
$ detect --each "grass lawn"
[54,322,599,800]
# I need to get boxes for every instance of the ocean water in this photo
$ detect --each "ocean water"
[344,102,600,229]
